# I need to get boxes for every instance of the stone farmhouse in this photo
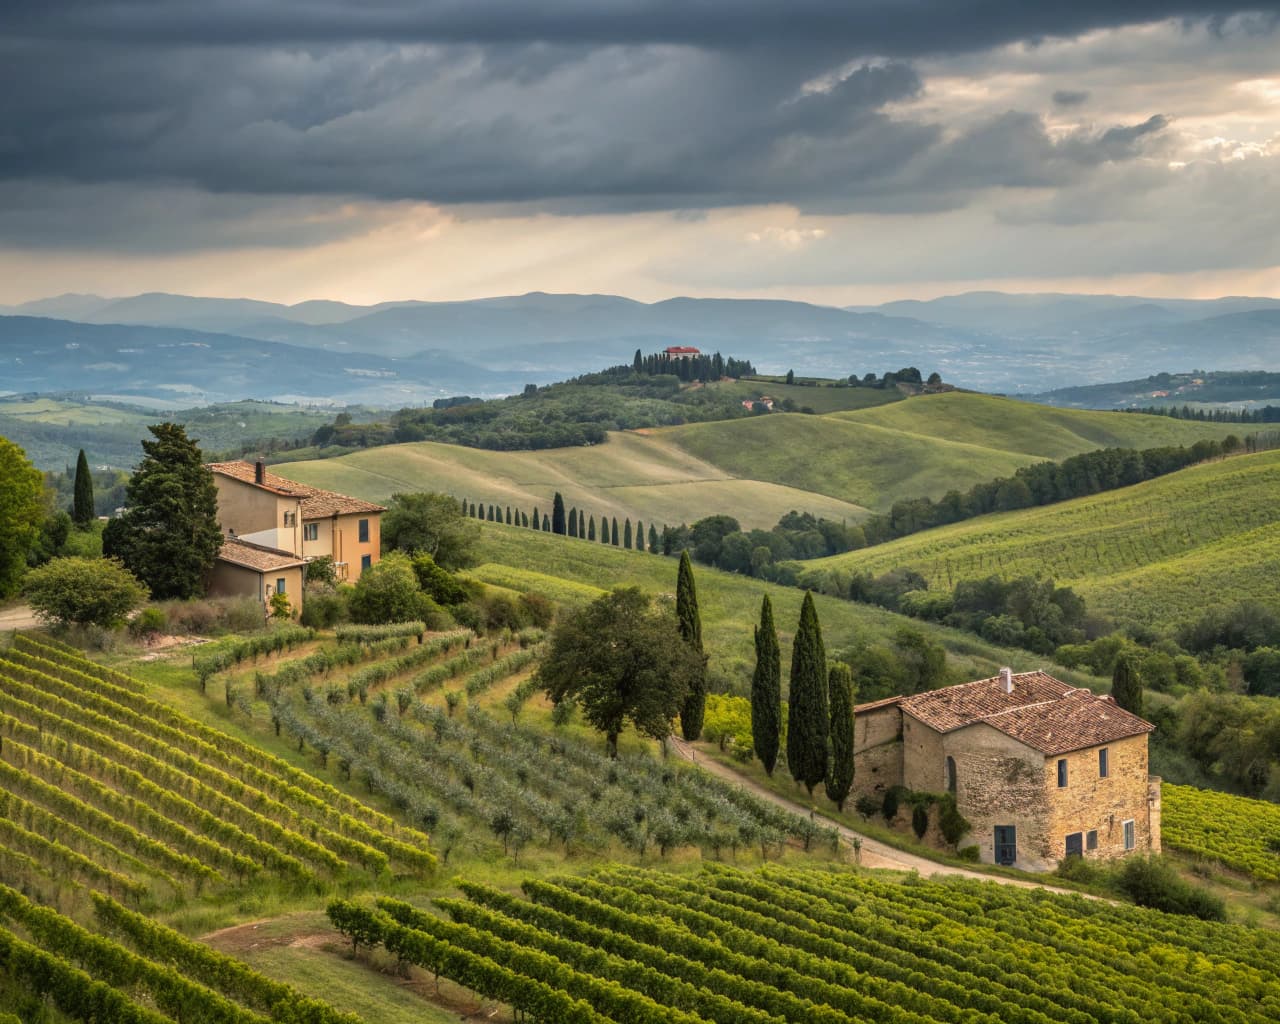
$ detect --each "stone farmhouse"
[853,668,1160,871]
[206,460,384,614]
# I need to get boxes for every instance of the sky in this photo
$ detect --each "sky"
[3,1,1280,307]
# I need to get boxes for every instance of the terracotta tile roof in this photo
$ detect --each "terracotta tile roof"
[856,670,1154,756]
[217,537,307,573]
[208,461,384,517]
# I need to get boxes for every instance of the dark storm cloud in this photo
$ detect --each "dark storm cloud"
[1,1,1275,247]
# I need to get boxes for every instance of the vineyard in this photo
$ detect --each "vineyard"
[810,448,1280,627]
[330,861,1280,1024]
[1162,783,1280,882]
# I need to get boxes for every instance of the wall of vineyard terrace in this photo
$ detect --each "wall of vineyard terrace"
[1044,733,1160,863]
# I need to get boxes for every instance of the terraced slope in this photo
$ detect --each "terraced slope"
[330,862,1280,1024]
[808,448,1280,628]
[276,431,869,531]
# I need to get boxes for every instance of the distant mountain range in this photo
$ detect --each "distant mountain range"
[2,289,1278,404]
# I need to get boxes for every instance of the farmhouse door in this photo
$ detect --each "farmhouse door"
[1065,832,1084,858]
[994,825,1017,865]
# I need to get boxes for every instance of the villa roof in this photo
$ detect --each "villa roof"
[855,670,1154,756]
[208,460,384,517]
[217,537,307,573]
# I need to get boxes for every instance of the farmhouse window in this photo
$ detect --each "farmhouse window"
[283,511,297,527]
[361,554,372,571]
[1123,819,1135,851]
[1057,759,1068,788]
[1065,832,1083,858]
[1086,830,1098,851]
[945,756,957,794]
[276,577,286,595]
[304,523,318,541]
[1099,748,1109,778]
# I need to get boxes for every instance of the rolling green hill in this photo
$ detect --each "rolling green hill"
[279,392,1241,528]
[807,448,1280,629]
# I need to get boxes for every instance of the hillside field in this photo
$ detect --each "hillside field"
[278,392,1241,530]
[808,448,1280,629]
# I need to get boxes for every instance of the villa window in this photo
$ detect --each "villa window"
[1099,747,1109,778]
[1123,819,1136,851]
[304,522,318,542]
[945,756,957,794]
[283,511,297,527]
[358,518,369,543]
[1057,758,1068,788]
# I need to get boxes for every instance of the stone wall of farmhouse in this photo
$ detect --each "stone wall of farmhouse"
[943,723,1052,870]
[851,706,903,801]
[1043,733,1156,864]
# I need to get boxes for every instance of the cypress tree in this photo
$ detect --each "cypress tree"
[825,663,855,810]
[488,505,495,521]
[611,518,619,545]
[72,449,94,527]
[1112,651,1144,716]
[751,595,782,775]
[635,521,645,552]
[521,512,529,528]
[588,515,596,541]
[542,516,551,532]
[623,519,632,549]
[633,348,643,373]
[506,507,512,525]
[648,524,659,553]
[552,492,567,535]
[677,550,707,741]
[532,510,540,531]
[786,591,828,795]
[568,508,578,538]
[602,517,610,544]
[469,502,477,518]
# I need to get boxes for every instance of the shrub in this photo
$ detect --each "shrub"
[882,787,902,822]
[349,553,425,624]
[24,556,148,629]
[300,585,351,628]
[519,591,556,628]
[957,845,980,863]
[938,794,971,846]
[1113,855,1227,921]
[128,606,168,639]
[911,804,929,839]
[854,794,880,818]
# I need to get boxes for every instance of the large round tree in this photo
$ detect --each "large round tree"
[786,590,828,795]
[538,587,702,758]
[102,423,222,600]
[0,437,45,598]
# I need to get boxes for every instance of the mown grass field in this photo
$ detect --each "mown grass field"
[712,378,904,413]
[276,430,870,531]
[808,448,1280,628]
[280,392,1242,528]
[469,523,1096,690]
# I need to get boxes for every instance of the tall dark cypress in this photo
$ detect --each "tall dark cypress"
[751,595,782,775]
[470,502,477,518]
[588,515,596,541]
[1111,652,1144,716]
[677,550,706,741]
[568,508,578,538]
[635,521,645,552]
[542,516,551,532]
[506,507,512,525]
[633,348,643,373]
[521,512,529,528]
[532,510,541,531]
[623,519,632,549]
[786,591,828,795]
[552,492,567,535]
[72,449,94,527]
[648,524,659,553]
[611,518,619,545]
[825,663,855,810]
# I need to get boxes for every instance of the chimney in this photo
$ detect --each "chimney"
[254,460,266,485]
[999,667,1013,694]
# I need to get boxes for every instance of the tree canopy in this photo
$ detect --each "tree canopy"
[101,423,222,600]
[0,438,47,598]
[537,587,703,758]
[381,491,481,569]
[24,556,148,629]
[349,552,434,624]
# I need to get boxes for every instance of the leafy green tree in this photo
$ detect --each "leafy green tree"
[552,492,567,535]
[751,594,782,775]
[676,551,707,740]
[0,437,45,598]
[825,663,855,810]
[72,449,94,528]
[381,491,480,569]
[24,556,147,629]
[348,552,433,624]
[787,591,828,795]
[1112,650,1144,717]
[623,519,633,549]
[101,423,221,600]
[537,587,702,757]
[410,552,469,605]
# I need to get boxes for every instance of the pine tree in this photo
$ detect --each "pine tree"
[588,515,596,541]
[825,663,855,810]
[648,524,658,553]
[552,492,567,535]
[1112,651,1144,716]
[623,519,632,549]
[751,595,782,775]
[786,591,828,795]
[677,550,707,740]
[611,518,619,545]
[72,449,94,527]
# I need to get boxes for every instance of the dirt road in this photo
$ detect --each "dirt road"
[0,605,39,632]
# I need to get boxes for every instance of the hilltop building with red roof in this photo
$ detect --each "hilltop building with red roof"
[664,345,701,358]
[853,668,1160,871]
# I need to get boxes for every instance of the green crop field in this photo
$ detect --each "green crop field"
[711,378,905,413]
[275,430,870,531]
[330,862,1280,1024]
[1162,784,1280,882]
[469,523,1097,689]
[809,448,1280,629]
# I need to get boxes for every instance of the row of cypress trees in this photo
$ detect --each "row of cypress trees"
[459,492,663,553]
[750,591,854,809]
